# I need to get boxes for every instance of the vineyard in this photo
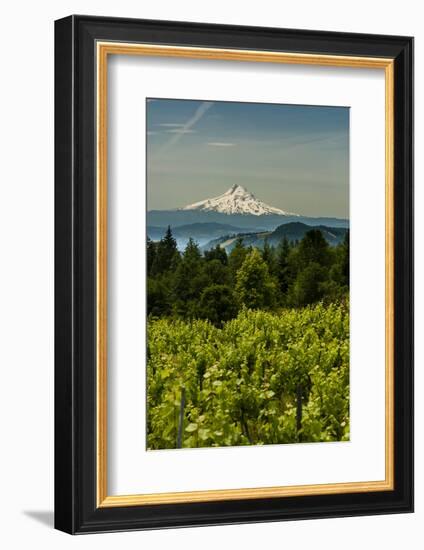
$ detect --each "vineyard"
[147,302,349,450]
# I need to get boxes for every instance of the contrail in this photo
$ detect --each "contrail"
[161,101,214,151]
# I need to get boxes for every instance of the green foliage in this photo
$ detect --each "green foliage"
[172,238,207,317]
[147,226,350,322]
[296,229,331,268]
[147,237,156,274]
[276,236,291,295]
[228,237,249,280]
[150,226,179,275]
[235,248,277,309]
[147,275,172,317]
[287,262,327,307]
[339,230,350,286]
[204,259,231,286]
[146,227,350,450]
[147,303,350,449]
[199,284,238,326]
[204,244,228,265]
[261,239,277,275]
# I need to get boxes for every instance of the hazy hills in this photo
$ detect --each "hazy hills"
[148,184,348,231]
[147,210,348,231]
[201,222,348,252]
[147,222,260,249]
[147,184,348,250]
[147,221,349,252]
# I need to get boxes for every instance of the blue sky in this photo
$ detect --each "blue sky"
[146,98,349,218]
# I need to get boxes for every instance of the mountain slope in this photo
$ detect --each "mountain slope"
[202,222,348,252]
[147,222,261,249]
[147,209,349,231]
[270,222,347,245]
[180,184,299,216]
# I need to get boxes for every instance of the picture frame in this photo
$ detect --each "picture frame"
[54,15,413,534]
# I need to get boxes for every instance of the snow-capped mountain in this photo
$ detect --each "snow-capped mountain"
[180,184,299,216]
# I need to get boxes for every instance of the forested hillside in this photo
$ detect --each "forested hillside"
[147,226,349,321]
[147,226,349,449]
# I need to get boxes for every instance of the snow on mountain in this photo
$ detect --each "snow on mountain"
[180,184,299,216]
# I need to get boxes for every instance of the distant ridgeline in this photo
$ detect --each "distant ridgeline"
[147,221,348,251]
[147,185,348,250]
[202,222,348,252]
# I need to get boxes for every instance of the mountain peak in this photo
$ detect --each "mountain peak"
[228,184,247,194]
[180,185,299,217]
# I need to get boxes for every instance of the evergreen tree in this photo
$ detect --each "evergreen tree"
[261,239,276,275]
[297,229,330,268]
[341,230,350,286]
[151,226,179,275]
[183,237,202,264]
[288,262,327,307]
[204,259,230,286]
[147,276,172,316]
[199,284,238,326]
[204,245,228,265]
[228,238,249,279]
[147,224,349,322]
[235,248,276,310]
[276,237,291,295]
[147,237,156,276]
[327,231,349,291]
[173,238,206,317]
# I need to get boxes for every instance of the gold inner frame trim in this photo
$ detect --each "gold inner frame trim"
[96,41,395,508]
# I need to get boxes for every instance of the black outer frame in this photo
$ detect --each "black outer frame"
[54,15,414,534]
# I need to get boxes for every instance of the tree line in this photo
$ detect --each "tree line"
[147,226,349,325]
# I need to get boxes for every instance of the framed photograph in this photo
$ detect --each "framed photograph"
[54,15,413,534]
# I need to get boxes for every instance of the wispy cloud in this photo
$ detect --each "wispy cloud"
[278,131,347,152]
[161,101,214,151]
[207,142,236,147]
[166,129,196,134]
[159,123,185,127]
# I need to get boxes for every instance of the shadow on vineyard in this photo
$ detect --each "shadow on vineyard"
[146,227,350,449]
